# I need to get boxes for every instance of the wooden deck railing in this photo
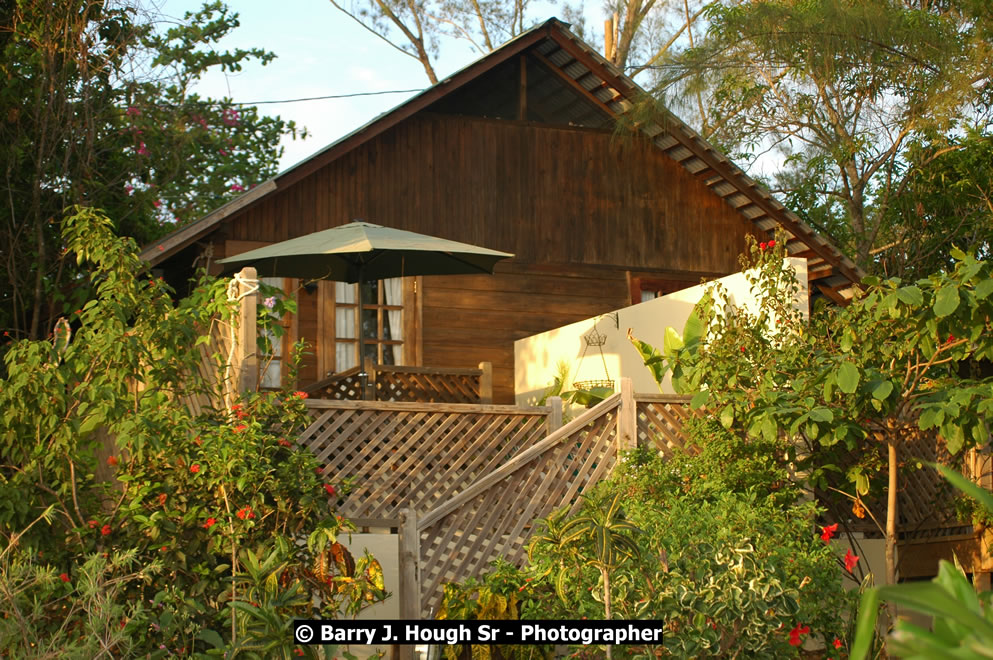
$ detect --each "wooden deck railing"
[305,361,493,404]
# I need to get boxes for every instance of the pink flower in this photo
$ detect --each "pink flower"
[124,184,134,195]
[230,183,246,192]
[219,148,229,156]
[153,199,162,209]
[136,142,148,156]
[126,106,141,116]
[820,523,838,543]
[263,296,276,309]
[844,548,859,573]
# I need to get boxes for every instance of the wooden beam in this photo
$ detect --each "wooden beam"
[545,29,862,290]
[530,50,618,118]
[816,282,849,306]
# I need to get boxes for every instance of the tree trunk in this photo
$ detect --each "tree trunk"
[885,439,899,622]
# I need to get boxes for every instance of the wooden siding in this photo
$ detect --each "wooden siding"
[212,113,759,401]
[223,113,755,271]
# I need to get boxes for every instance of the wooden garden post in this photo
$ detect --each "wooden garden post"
[478,361,493,404]
[231,267,258,398]
[398,508,420,660]
[546,396,563,435]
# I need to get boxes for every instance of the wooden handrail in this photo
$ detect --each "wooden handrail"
[303,399,550,415]
[634,393,694,403]
[418,392,622,530]
[303,365,362,393]
[375,364,483,377]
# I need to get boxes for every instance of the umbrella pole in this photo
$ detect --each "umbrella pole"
[357,265,369,400]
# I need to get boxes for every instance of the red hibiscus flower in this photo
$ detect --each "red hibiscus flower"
[820,523,838,543]
[760,242,768,251]
[190,464,200,474]
[106,455,118,467]
[101,524,112,536]
[324,484,336,497]
[88,520,98,528]
[788,624,809,647]
[833,638,843,649]
[844,548,859,573]
[768,240,776,248]
[294,391,308,399]
[60,573,70,583]
[203,517,217,529]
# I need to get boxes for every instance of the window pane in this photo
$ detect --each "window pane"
[336,306,355,340]
[336,341,357,371]
[335,281,355,304]
[261,359,281,389]
[362,308,378,340]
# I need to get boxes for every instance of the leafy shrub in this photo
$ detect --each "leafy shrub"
[0,209,384,657]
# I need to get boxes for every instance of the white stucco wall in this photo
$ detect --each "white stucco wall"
[514,258,808,404]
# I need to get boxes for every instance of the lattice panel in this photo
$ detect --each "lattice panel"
[299,403,550,520]
[313,371,364,401]
[636,397,697,456]
[816,430,975,539]
[417,408,619,617]
[376,372,480,403]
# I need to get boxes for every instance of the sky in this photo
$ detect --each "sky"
[155,1,550,171]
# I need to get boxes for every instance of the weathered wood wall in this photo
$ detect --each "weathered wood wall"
[211,113,758,401]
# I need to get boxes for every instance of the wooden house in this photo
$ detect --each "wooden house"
[142,18,860,404]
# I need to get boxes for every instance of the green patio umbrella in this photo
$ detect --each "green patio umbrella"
[217,220,514,394]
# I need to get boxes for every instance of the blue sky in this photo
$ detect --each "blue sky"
[157,1,531,170]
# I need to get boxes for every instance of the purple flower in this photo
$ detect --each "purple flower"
[263,296,277,309]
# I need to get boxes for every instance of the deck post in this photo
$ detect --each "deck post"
[618,377,636,453]
[233,267,258,397]
[363,356,376,401]
[398,508,420,660]
[478,361,493,404]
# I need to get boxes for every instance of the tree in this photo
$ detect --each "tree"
[0,1,301,342]
[631,237,993,620]
[653,0,993,271]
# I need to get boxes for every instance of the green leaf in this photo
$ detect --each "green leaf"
[850,588,880,660]
[870,380,893,401]
[855,473,870,496]
[808,407,834,423]
[663,327,684,358]
[690,391,710,409]
[719,405,734,429]
[935,464,993,518]
[198,629,225,649]
[837,361,860,394]
[895,285,923,307]
[975,278,993,300]
[933,286,960,318]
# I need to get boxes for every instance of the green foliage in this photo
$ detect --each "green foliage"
[447,417,851,658]
[0,209,382,656]
[631,233,993,586]
[437,560,550,660]
[851,465,993,659]
[0,0,303,342]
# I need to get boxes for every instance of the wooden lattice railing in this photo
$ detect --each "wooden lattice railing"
[305,362,493,404]
[635,394,697,456]
[299,399,553,520]
[414,394,621,616]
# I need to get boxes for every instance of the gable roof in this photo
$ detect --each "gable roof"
[142,18,862,303]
